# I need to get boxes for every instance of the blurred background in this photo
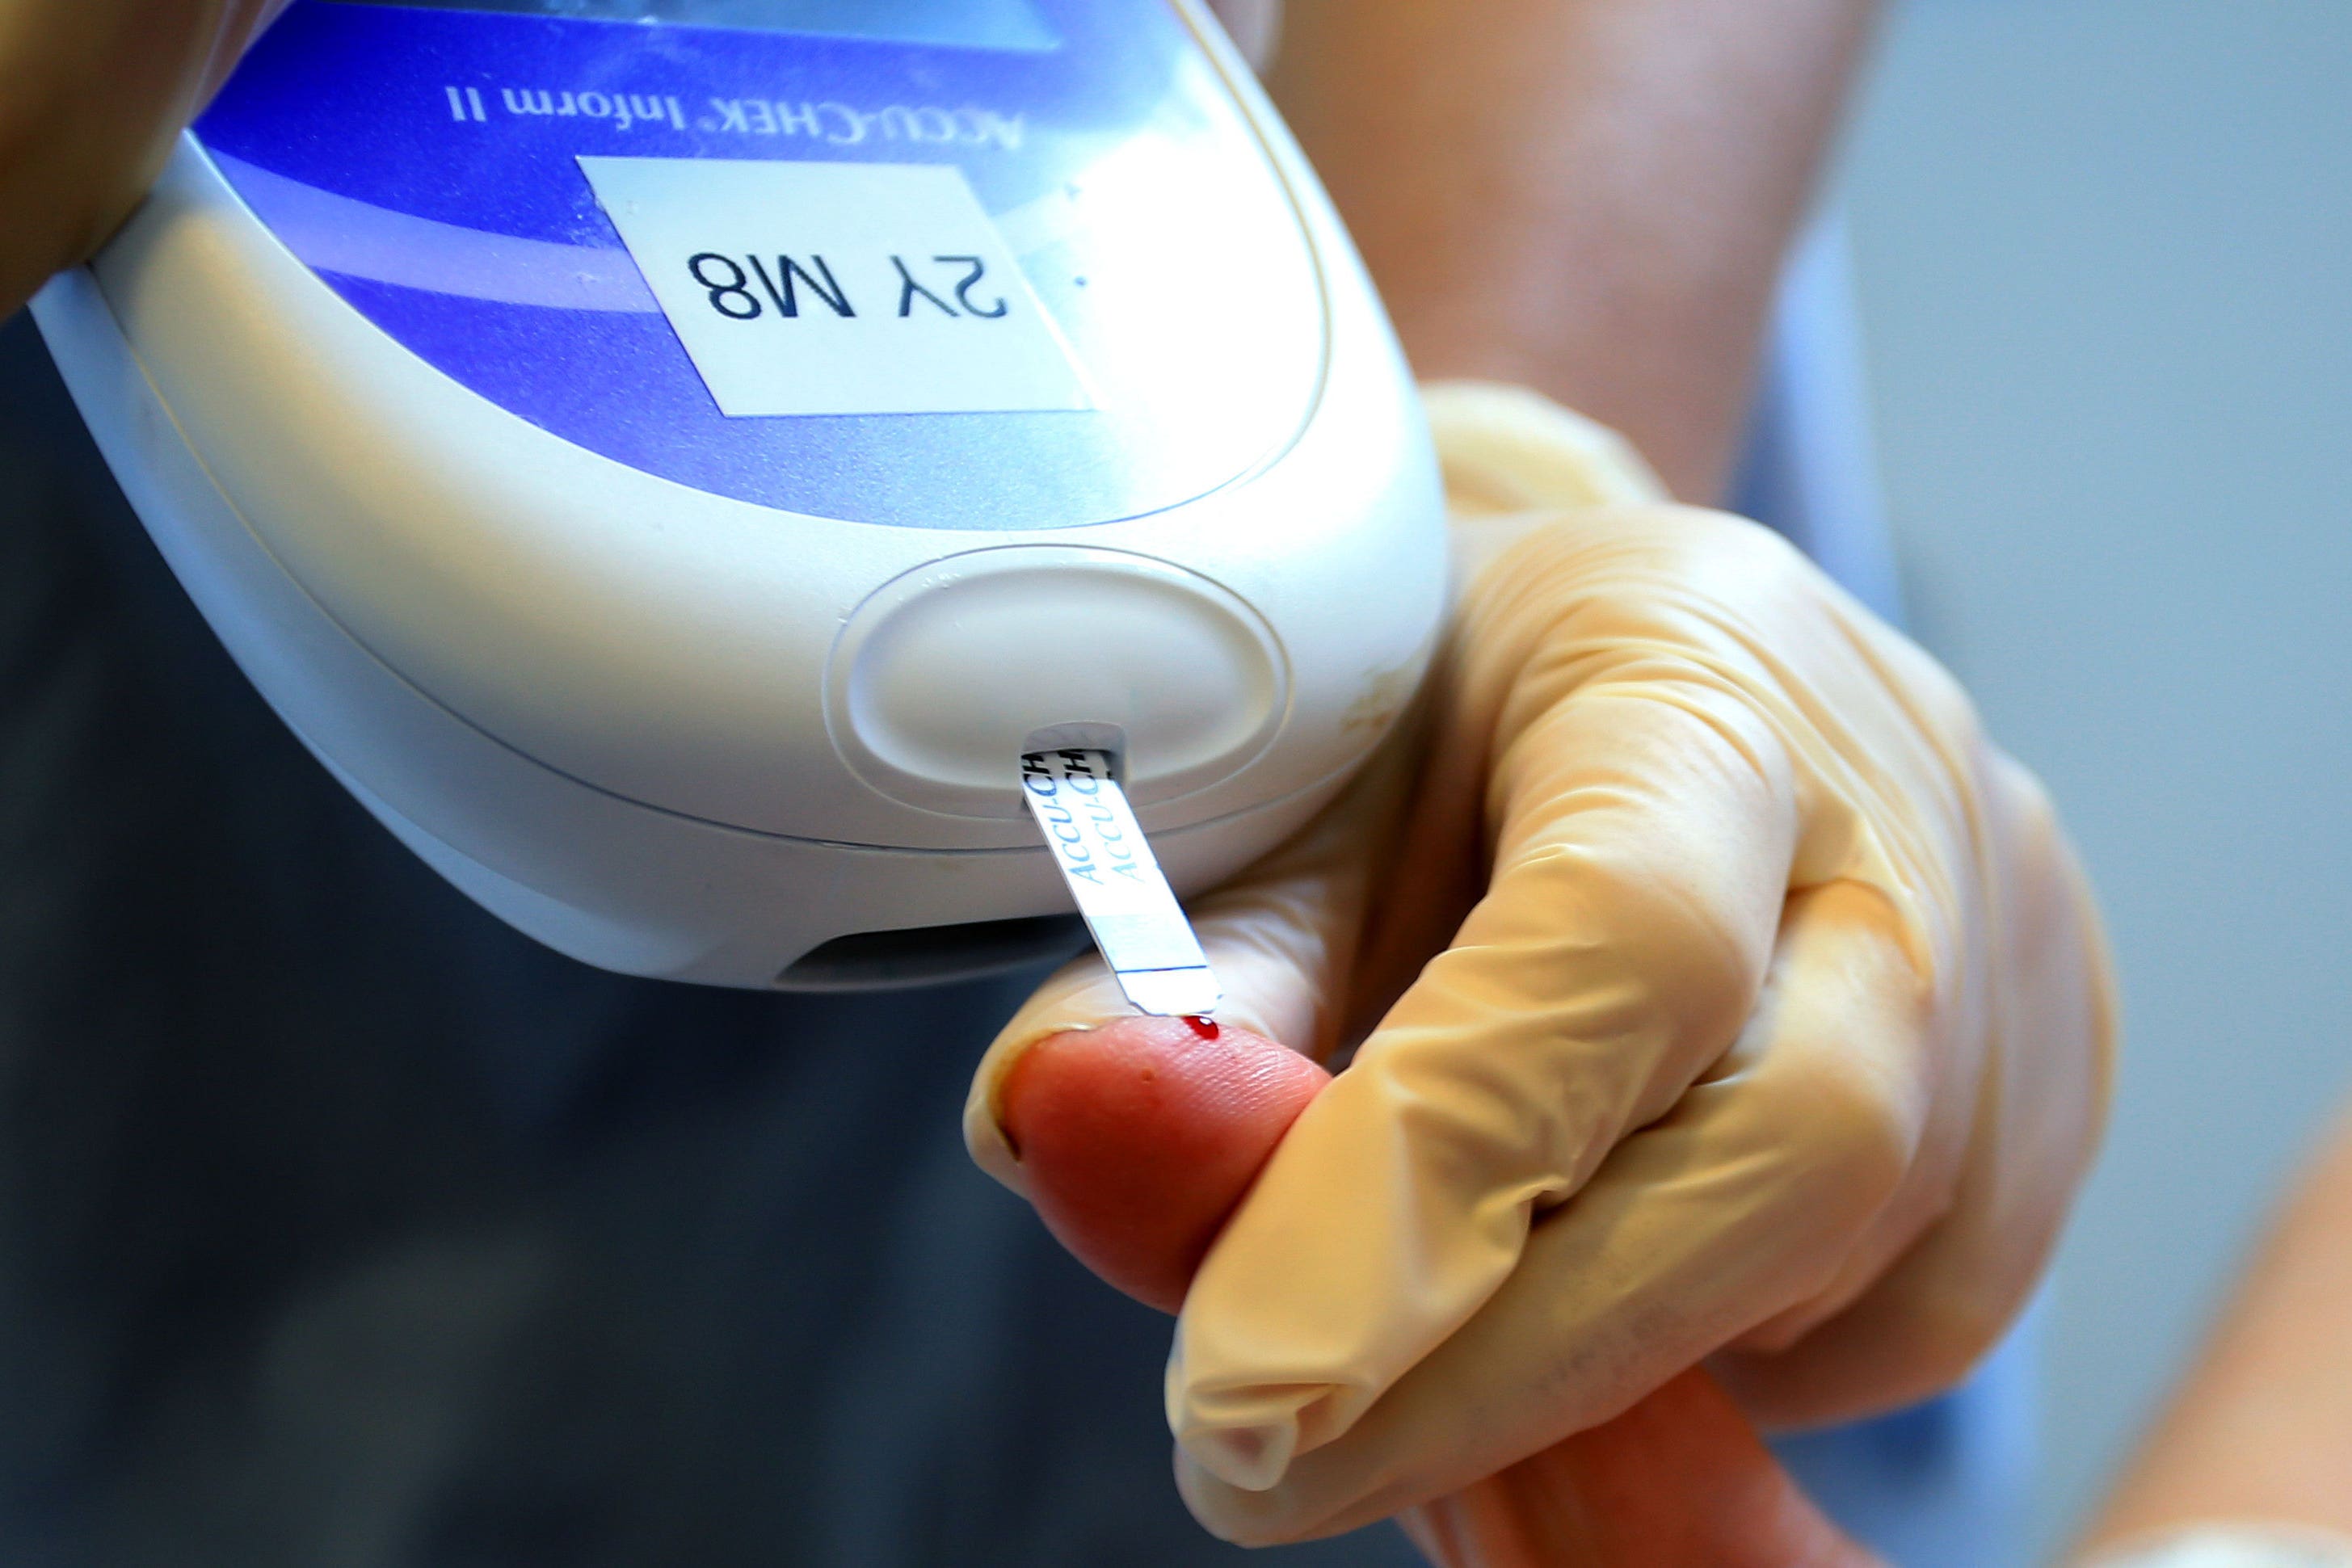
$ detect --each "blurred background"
[1836,0,2352,1556]
[3,2,2342,1561]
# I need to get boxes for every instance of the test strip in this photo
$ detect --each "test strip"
[1019,749,1221,1018]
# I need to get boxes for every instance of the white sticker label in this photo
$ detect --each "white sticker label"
[578,157,1092,418]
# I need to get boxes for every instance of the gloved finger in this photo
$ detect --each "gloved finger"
[995,985,1870,1566]
[1421,380,1672,519]
[963,735,1413,1199]
[1169,655,1805,1495]
[1176,879,1934,1544]
[1715,759,2119,1425]
[1716,889,1984,1368]
[1333,382,1678,1043]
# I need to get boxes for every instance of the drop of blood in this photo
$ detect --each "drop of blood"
[1183,1015,1220,1040]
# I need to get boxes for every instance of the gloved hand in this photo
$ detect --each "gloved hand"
[995,1017,1883,1567]
[967,382,2116,1545]
[0,0,290,315]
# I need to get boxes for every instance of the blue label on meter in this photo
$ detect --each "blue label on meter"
[356,0,1062,51]
[194,0,1326,531]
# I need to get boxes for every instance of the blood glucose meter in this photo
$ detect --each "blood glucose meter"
[32,0,1446,990]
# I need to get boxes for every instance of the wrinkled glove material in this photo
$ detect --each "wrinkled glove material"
[966,381,2115,1546]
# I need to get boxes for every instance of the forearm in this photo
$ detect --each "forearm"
[0,0,280,319]
[1265,0,1878,502]
[2080,1106,2352,1551]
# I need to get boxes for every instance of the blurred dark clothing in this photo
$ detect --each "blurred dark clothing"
[0,310,1416,1568]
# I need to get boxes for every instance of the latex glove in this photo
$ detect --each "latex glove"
[999,1018,1881,1568]
[0,0,290,315]
[968,382,2115,1545]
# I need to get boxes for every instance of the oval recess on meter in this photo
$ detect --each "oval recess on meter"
[827,549,1288,819]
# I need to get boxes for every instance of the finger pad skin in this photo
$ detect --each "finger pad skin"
[999,1019,1328,1314]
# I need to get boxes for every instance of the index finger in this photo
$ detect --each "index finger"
[1168,508,1958,1498]
[1172,617,1807,1492]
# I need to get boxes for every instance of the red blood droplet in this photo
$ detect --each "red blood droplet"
[1184,1015,1220,1040]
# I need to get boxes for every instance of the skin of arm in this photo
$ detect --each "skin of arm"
[1258,0,1878,502]
[2076,1105,2352,1551]
[0,0,284,320]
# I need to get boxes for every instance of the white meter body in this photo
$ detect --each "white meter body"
[32,0,1446,989]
